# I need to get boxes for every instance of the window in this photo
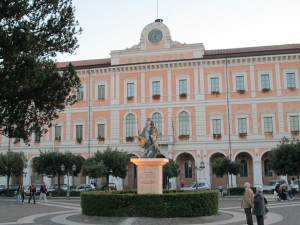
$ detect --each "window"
[236,76,245,91]
[179,111,190,136]
[184,161,192,178]
[98,85,105,100]
[286,73,296,89]
[179,79,187,94]
[76,125,83,142]
[264,117,273,133]
[127,83,134,98]
[76,86,84,101]
[34,131,41,142]
[238,118,247,134]
[290,116,299,132]
[97,124,105,140]
[126,113,136,138]
[212,119,221,135]
[261,74,270,90]
[152,112,162,136]
[211,77,219,93]
[152,81,160,95]
[240,159,248,177]
[264,159,273,177]
[54,126,61,141]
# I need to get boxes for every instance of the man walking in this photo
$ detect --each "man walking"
[28,183,36,204]
[241,182,254,225]
[39,182,47,204]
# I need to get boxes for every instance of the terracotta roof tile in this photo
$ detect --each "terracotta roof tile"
[57,58,111,69]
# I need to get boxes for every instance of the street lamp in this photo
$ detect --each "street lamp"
[61,164,76,200]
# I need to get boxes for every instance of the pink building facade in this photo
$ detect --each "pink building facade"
[2,19,300,189]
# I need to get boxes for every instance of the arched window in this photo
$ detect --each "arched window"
[184,161,192,178]
[152,112,162,136]
[264,159,273,177]
[240,159,248,177]
[126,114,136,137]
[179,111,190,135]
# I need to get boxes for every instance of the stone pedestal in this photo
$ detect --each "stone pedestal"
[131,158,169,194]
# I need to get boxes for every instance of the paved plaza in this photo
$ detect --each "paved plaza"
[0,195,299,225]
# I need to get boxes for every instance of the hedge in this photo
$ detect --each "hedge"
[81,190,219,217]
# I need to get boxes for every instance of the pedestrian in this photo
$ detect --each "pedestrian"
[39,182,47,204]
[28,183,36,204]
[19,184,25,204]
[287,180,293,200]
[253,185,267,225]
[180,179,185,187]
[241,182,254,225]
[291,177,296,196]
[16,184,21,204]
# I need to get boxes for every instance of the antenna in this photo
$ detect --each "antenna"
[157,0,158,19]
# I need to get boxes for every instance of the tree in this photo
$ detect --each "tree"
[0,151,27,195]
[33,150,84,188]
[82,147,130,185]
[269,137,300,196]
[0,0,82,143]
[163,159,180,189]
[212,157,242,196]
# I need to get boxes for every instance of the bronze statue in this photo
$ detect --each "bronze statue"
[138,118,160,158]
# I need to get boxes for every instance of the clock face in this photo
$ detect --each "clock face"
[148,29,163,44]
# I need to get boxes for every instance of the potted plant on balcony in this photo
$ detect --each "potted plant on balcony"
[152,94,160,100]
[126,136,134,142]
[76,137,82,143]
[127,96,134,100]
[291,130,299,135]
[97,136,105,141]
[179,134,190,140]
[288,86,296,90]
[211,91,220,95]
[213,133,221,139]
[237,89,245,94]
[55,136,61,142]
[238,133,247,138]
[179,93,187,99]
[262,88,270,92]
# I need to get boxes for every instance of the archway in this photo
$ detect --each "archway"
[209,153,227,188]
[176,152,194,188]
[261,151,275,185]
[235,152,253,187]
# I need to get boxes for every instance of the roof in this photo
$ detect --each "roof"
[56,44,300,69]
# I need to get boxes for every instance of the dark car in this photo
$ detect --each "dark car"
[0,185,6,195]
[99,183,117,190]
[47,184,68,196]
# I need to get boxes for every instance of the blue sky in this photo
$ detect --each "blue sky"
[56,0,300,62]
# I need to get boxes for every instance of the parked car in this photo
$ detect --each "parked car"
[179,181,211,191]
[0,185,6,195]
[75,184,95,192]
[293,181,299,193]
[47,184,68,196]
[99,183,117,190]
[262,179,287,194]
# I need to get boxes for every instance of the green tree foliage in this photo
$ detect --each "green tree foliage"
[269,137,300,180]
[0,0,82,142]
[82,147,130,185]
[163,159,180,188]
[0,151,27,194]
[33,150,84,187]
[212,157,242,176]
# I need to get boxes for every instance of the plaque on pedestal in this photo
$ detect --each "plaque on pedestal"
[131,158,169,194]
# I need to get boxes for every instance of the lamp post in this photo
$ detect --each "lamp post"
[61,164,76,200]
[189,160,205,189]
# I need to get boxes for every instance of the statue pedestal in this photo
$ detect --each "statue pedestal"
[131,158,169,194]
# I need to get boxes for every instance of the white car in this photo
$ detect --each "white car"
[180,181,211,191]
[75,184,95,192]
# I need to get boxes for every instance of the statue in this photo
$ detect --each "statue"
[137,118,160,158]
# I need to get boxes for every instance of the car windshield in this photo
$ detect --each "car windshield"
[185,183,196,188]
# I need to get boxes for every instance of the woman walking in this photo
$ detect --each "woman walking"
[253,185,267,225]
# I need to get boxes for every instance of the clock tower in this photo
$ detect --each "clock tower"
[110,19,204,65]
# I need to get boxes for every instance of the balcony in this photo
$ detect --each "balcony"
[157,135,174,144]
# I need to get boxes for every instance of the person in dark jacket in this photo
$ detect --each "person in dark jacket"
[28,183,36,204]
[252,185,266,225]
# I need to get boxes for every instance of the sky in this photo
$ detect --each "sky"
[56,0,300,62]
